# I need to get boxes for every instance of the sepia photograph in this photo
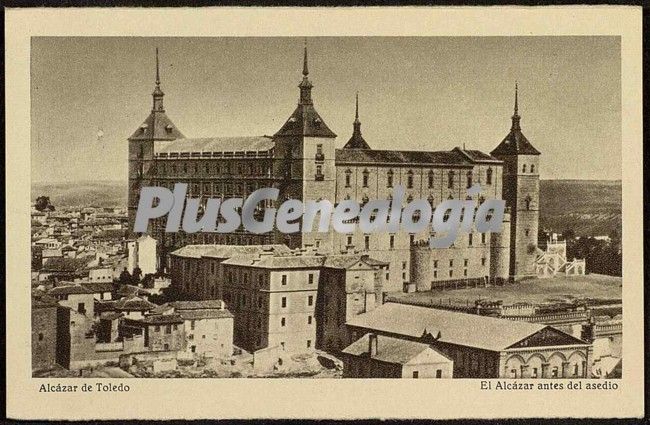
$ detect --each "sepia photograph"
[6,6,643,421]
[30,36,623,380]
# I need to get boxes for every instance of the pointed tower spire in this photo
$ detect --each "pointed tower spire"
[302,40,309,76]
[511,81,521,131]
[155,47,161,86]
[152,48,165,112]
[355,91,360,123]
[298,40,313,105]
[343,91,370,149]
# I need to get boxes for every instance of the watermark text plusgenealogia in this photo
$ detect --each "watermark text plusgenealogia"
[134,184,505,248]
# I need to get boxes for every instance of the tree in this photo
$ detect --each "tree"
[131,267,142,284]
[118,268,132,285]
[35,196,55,212]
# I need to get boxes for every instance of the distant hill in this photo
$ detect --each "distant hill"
[30,179,622,237]
[539,179,621,237]
[31,180,127,208]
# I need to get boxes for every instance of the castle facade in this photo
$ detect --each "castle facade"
[127,46,541,292]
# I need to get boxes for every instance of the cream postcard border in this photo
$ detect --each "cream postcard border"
[5,6,643,420]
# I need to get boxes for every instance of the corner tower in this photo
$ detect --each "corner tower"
[127,49,184,234]
[273,43,337,250]
[491,84,541,279]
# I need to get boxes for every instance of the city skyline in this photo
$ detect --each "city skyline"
[31,36,621,183]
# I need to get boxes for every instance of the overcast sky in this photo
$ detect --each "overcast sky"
[31,36,621,183]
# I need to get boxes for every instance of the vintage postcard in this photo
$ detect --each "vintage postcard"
[5,6,644,420]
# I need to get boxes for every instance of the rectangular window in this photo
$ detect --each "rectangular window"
[308,315,312,324]
[389,235,395,249]
[345,174,351,187]
[364,235,370,250]
[190,320,195,330]
[436,369,442,378]
[363,174,369,187]
[468,233,473,246]
[347,235,353,246]
[464,259,469,267]
[165,325,171,334]
[307,340,312,348]
[281,275,287,285]
[464,269,468,277]
[449,270,454,278]
[281,317,286,327]
[481,257,486,266]
[433,270,438,278]
[308,274,314,284]
[449,259,454,267]
[433,260,438,268]
[281,297,287,308]
[308,295,314,306]
[481,233,486,244]
[412,371,419,378]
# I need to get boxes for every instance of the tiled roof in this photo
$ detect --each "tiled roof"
[335,148,474,166]
[97,296,157,312]
[139,314,184,325]
[491,128,541,156]
[41,257,92,272]
[176,309,234,320]
[155,136,274,155]
[342,334,452,365]
[170,300,226,310]
[49,284,95,296]
[170,244,291,259]
[323,254,388,270]
[221,254,324,269]
[346,302,549,352]
[32,293,60,309]
[128,110,184,141]
[80,282,114,293]
[274,104,337,138]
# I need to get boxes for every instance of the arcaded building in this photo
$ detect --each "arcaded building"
[128,46,541,289]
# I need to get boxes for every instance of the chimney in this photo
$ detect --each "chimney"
[368,333,378,357]
[219,300,225,310]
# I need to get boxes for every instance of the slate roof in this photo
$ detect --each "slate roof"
[170,244,291,259]
[155,136,274,155]
[491,127,541,156]
[342,334,452,365]
[346,302,552,352]
[274,103,337,138]
[128,110,184,141]
[335,148,475,166]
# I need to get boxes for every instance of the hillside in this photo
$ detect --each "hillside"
[539,180,621,237]
[31,181,127,208]
[30,179,621,237]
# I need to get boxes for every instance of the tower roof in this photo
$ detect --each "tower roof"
[491,83,540,156]
[274,43,336,138]
[129,48,184,141]
[343,92,371,149]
